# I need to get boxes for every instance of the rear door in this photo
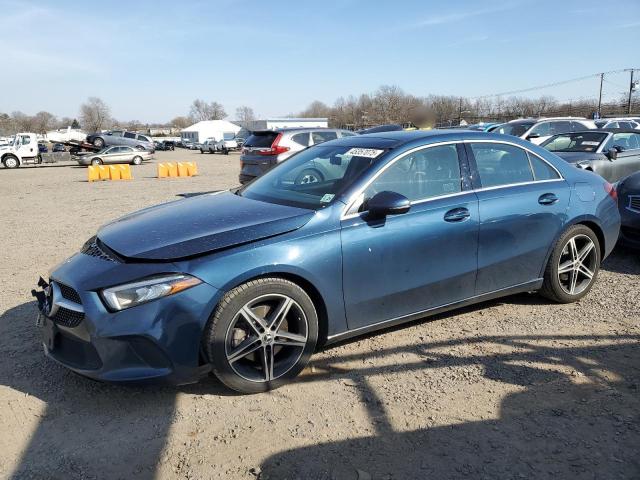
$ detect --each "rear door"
[466,141,569,294]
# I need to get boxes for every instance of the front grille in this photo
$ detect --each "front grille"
[81,237,120,263]
[629,196,640,213]
[52,307,84,328]
[58,283,82,304]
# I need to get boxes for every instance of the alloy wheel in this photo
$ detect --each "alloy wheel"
[224,294,308,383]
[557,234,597,295]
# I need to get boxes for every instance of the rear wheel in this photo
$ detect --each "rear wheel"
[3,155,19,169]
[203,278,318,393]
[540,225,600,303]
[93,137,104,148]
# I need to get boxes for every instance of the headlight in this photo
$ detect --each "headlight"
[101,274,202,311]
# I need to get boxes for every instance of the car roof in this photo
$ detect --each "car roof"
[600,128,640,134]
[323,129,523,149]
[252,128,348,134]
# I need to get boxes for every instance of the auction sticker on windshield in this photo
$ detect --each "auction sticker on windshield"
[345,148,384,158]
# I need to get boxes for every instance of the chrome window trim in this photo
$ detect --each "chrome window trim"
[340,139,565,220]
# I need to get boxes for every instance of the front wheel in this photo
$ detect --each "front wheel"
[203,278,318,394]
[295,168,324,185]
[540,225,601,303]
[3,155,19,169]
[91,158,103,166]
[132,156,142,165]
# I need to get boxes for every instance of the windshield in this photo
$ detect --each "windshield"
[542,132,608,152]
[239,145,386,209]
[495,122,534,137]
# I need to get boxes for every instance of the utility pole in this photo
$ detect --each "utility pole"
[458,97,463,126]
[628,69,636,115]
[597,72,604,117]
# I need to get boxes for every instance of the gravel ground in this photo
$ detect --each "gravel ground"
[0,150,638,480]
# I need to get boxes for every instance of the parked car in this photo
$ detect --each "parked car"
[214,134,239,154]
[494,117,596,145]
[35,130,619,393]
[356,124,402,134]
[615,171,640,249]
[52,143,65,152]
[76,145,152,166]
[38,143,48,154]
[239,128,357,183]
[541,129,640,182]
[163,140,175,151]
[86,130,155,152]
[200,138,216,154]
[595,119,640,130]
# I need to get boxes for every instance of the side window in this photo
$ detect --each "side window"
[608,133,637,151]
[291,132,310,147]
[549,121,572,135]
[137,135,150,142]
[571,121,587,132]
[364,144,462,202]
[528,153,560,181]
[530,122,551,136]
[340,131,357,137]
[606,122,619,129]
[111,131,123,137]
[124,132,136,139]
[627,133,640,150]
[312,131,338,144]
[20,135,31,145]
[470,143,533,188]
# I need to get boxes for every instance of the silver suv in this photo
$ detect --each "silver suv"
[86,130,155,152]
[239,128,357,184]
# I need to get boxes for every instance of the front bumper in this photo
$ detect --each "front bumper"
[35,252,220,385]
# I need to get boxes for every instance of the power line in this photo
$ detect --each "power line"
[471,68,637,100]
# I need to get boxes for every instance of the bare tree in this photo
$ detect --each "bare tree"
[126,120,143,132]
[11,111,36,132]
[235,106,255,124]
[33,111,57,134]
[299,100,331,118]
[79,97,111,133]
[171,116,191,129]
[189,99,227,121]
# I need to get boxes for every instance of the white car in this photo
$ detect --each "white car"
[199,138,216,154]
[494,117,597,145]
[214,136,238,154]
[595,118,640,130]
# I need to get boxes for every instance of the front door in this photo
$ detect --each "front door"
[603,132,640,182]
[466,141,570,294]
[341,143,479,330]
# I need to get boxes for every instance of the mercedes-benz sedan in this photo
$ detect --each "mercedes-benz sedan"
[34,130,620,393]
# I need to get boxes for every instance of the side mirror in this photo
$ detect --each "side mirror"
[526,133,541,140]
[365,191,411,218]
[606,148,618,161]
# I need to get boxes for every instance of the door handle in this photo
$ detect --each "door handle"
[444,207,470,222]
[538,193,558,205]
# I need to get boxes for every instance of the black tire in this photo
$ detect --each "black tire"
[3,155,19,169]
[200,149,204,154]
[540,224,601,303]
[93,137,104,148]
[132,156,142,165]
[91,158,103,166]
[295,168,324,185]
[203,277,318,394]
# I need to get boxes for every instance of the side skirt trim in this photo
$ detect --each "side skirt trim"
[326,279,543,344]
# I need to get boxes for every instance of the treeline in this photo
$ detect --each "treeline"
[298,85,640,128]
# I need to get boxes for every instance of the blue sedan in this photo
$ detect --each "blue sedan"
[34,130,620,393]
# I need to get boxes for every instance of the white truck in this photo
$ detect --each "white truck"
[0,133,40,168]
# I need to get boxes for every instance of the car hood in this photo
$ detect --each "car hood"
[552,151,605,164]
[97,191,314,261]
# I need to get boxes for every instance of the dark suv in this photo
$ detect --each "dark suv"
[239,128,356,184]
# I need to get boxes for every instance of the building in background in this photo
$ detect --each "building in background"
[181,120,241,143]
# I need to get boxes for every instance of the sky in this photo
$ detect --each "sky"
[1,0,639,123]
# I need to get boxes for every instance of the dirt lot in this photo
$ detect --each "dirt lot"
[0,150,639,480]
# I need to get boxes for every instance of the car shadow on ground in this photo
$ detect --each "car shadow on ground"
[264,334,640,479]
[601,245,640,275]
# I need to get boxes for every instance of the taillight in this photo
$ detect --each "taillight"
[604,182,617,201]
[258,133,289,156]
